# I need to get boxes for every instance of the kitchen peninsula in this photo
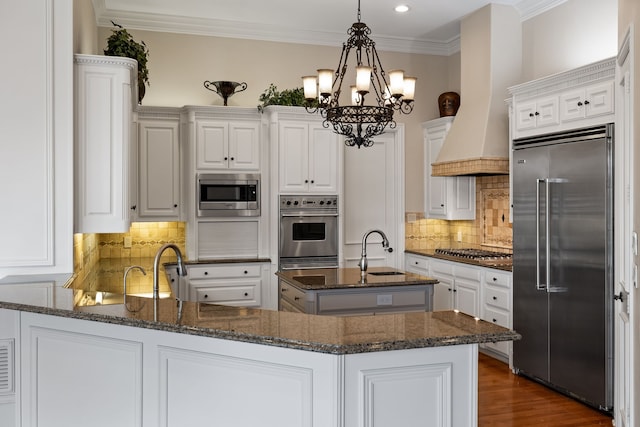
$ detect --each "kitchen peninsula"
[0,274,519,427]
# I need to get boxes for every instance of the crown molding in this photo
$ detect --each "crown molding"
[515,0,569,21]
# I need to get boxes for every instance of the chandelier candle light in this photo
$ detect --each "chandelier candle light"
[302,0,416,148]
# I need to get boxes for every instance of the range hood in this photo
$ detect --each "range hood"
[431,4,522,176]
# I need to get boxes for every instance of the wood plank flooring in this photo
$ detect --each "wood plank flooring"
[478,353,613,426]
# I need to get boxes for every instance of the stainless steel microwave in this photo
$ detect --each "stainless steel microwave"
[197,173,260,217]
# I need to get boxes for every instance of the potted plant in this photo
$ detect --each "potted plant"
[104,21,150,104]
[257,84,316,112]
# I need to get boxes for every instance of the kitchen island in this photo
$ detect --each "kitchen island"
[277,267,438,315]
[0,273,519,427]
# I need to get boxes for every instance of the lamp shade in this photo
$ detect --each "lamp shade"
[356,66,372,92]
[317,69,334,96]
[302,76,318,99]
[403,77,417,101]
[388,69,405,96]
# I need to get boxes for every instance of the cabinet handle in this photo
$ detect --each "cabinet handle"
[294,296,300,301]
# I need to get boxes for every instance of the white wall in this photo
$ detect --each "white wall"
[521,0,618,82]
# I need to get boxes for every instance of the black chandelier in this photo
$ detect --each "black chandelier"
[302,0,416,148]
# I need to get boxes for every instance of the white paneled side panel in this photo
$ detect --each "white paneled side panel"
[197,221,259,259]
[0,339,14,394]
[158,347,313,427]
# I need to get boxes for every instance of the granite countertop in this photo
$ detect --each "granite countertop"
[406,249,513,272]
[0,273,519,355]
[276,267,438,291]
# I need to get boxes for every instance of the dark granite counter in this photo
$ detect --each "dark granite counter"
[0,272,519,355]
[406,249,513,272]
[275,266,438,290]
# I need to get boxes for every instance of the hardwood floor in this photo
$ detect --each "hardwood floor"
[478,353,613,426]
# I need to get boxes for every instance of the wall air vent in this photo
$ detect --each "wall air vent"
[0,339,14,394]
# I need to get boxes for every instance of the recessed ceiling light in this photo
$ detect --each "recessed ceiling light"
[395,4,410,13]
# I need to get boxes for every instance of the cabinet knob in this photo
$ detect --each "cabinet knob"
[204,294,208,299]
[310,180,314,183]
[230,157,235,161]
[414,261,419,265]
[493,296,497,300]
[448,288,452,292]
[493,318,497,323]
[244,292,249,297]
[440,204,444,207]
[529,113,534,118]
[305,179,309,183]
[171,279,175,283]
[453,289,457,292]
[294,296,300,301]
[224,157,228,160]
[173,204,178,208]
[584,100,590,105]
[131,205,137,211]
[535,111,540,116]
[244,270,248,274]
[204,271,208,275]
[492,277,497,281]
[577,101,583,107]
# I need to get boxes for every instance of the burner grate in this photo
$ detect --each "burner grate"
[434,248,512,260]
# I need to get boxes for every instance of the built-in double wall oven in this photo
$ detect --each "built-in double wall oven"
[279,195,338,270]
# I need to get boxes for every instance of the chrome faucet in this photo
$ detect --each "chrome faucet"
[357,229,393,276]
[153,243,188,320]
[123,265,146,311]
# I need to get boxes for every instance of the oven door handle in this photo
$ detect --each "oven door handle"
[280,213,339,217]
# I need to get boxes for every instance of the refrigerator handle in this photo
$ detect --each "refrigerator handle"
[536,178,547,291]
[545,179,551,292]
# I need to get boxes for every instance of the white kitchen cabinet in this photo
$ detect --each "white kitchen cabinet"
[137,107,181,220]
[184,262,270,307]
[404,253,430,276]
[480,268,512,361]
[429,259,481,317]
[513,95,560,135]
[278,120,339,193]
[74,54,137,233]
[196,120,260,170]
[559,80,614,124]
[423,117,475,220]
[509,57,615,140]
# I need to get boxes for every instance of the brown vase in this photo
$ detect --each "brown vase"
[438,92,460,117]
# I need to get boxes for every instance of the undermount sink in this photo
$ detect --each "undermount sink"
[368,271,404,276]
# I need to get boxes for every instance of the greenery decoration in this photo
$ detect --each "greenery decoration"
[257,84,317,112]
[104,21,150,102]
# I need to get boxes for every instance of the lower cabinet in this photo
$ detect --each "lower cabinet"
[480,269,512,362]
[429,259,481,317]
[9,310,479,427]
[177,262,270,308]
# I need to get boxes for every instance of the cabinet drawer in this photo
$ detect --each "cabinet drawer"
[188,264,261,279]
[430,261,454,277]
[484,270,510,288]
[195,285,259,306]
[405,254,428,272]
[484,286,510,310]
[483,306,509,328]
[279,281,308,312]
[455,265,481,281]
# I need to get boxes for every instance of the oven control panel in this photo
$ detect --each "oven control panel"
[280,195,338,211]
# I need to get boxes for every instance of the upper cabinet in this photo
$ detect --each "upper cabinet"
[278,120,339,193]
[423,117,475,220]
[137,107,181,220]
[509,57,616,140]
[195,120,260,170]
[74,54,138,233]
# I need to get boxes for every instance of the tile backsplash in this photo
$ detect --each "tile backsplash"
[405,175,512,253]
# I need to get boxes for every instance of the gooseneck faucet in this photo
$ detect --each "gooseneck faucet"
[153,243,188,321]
[123,265,146,311]
[358,229,393,276]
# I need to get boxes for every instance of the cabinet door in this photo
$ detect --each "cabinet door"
[533,96,560,129]
[228,122,260,170]
[559,88,586,122]
[514,99,538,132]
[431,275,454,311]
[196,121,228,169]
[425,128,447,217]
[585,81,614,118]
[138,120,180,219]
[308,123,338,192]
[454,277,480,317]
[279,122,310,192]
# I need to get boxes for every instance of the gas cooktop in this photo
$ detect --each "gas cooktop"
[433,248,512,268]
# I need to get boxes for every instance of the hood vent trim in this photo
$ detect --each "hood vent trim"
[431,158,509,176]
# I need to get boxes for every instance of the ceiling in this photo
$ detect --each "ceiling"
[92,0,567,55]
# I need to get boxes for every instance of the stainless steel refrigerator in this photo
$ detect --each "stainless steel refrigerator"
[512,124,614,413]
